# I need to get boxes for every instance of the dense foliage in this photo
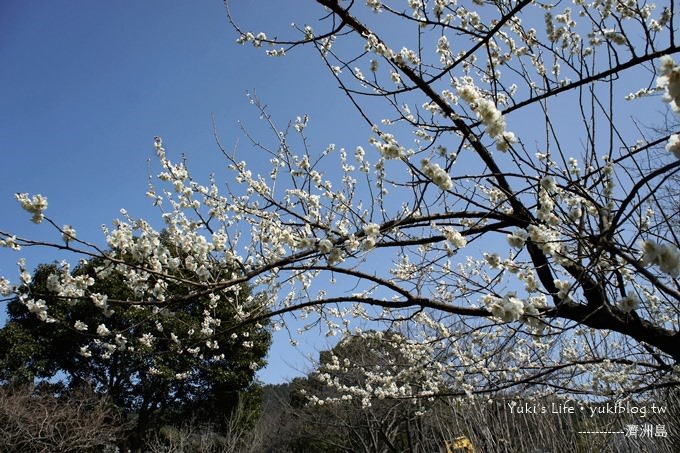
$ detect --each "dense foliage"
[0,252,270,447]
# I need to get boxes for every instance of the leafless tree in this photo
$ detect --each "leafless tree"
[0,385,127,452]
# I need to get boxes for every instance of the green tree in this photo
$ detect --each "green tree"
[0,254,271,449]
[263,332,441,452]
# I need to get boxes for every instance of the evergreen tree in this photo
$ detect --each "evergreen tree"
[0,253,271,448]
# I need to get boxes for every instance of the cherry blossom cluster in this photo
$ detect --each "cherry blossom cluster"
[421,159,453,191]
[657,55,680,159]
[482,293,525,323]
[15,193,48,224]
[456,82,516,151]
[640,241,680,278]
[666,134,680,159]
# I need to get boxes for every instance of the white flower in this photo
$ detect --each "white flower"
[327,248,345,265]
[19,269,32,285]
[361,236,377,251]
[666,134,680,159]
[139,333,155,347]
[640,241,680,277]
[442,227,466,248]
[46,273,61,293]
[74,320,89,331]
[484,253,501,268]
[554,279,572,302]
[96,324,111,336]
[379,142,402,159]
[476,99,504,130]
[364,223,381,237]
[355,146,365,162]
[367,0,383,12]
[0,235,21,251]
[436,35,451,64]
[184,255,198,272]
[456,83,510,140]
[79,346,92,358]
[175,372,190,380]
[507,228,528,248]
[521,308,541,328]
[344,235,360,252]
[318,239,333,254]
[114,334,127,348]
[372,133,404,159]
[495,131,517,151]
[61,225,76,243]
[457,84,478,104]
[390,71,401,84]
[25,299,48,320]
[212,232,227,251]
[540,176,557,192]
[15,193,48,223]
[485,293,525,322]
[618,293,640,313]
[91,293,108,309]
[657,55,680,113]
[421,159,453,191]
[0,277,11,296]
[522,296,545,329]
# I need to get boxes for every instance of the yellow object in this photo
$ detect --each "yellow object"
[445,435,475,453]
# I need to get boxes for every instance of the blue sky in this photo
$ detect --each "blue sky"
[0,0,369,384]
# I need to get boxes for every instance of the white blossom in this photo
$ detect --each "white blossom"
[15,193,48,223]
[666,134,680,159]
[421,159,453,191]
[363,223,381,237]
[657,55,680,113]
[442,227,467,248]
[318,238,333,254]
[96,324,111,337]
[618,293,640,313]
[139,333,155,348]
[484,293,525,322]
[640,241,680,277]
[25,298,49,321]
[62,225,77,242]
[91,293,108,309]
[0,277,11,296]
[507,228,528,248]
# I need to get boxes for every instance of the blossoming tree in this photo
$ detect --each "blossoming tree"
[0,256,270,445]
[2,0,680,401]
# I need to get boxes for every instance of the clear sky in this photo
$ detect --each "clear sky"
[0,0,369,384]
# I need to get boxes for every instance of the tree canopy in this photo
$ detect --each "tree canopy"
[1,0,680,411]
[0,251,271,445]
